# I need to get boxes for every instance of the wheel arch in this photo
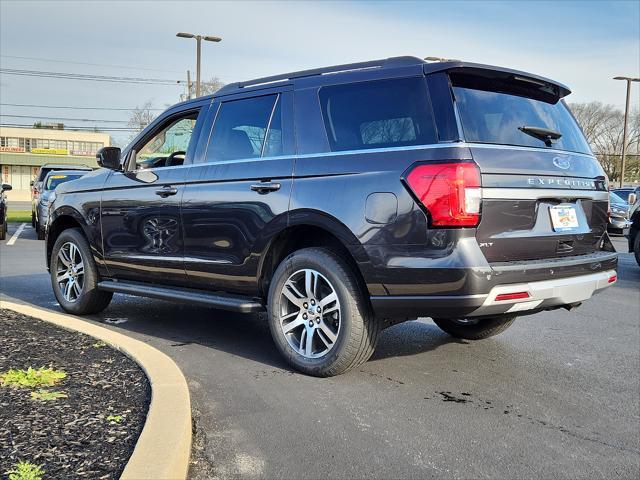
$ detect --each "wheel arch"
[257,210,372,300]
[46,207,92,270]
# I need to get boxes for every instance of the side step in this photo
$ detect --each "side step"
[97,280,264,314]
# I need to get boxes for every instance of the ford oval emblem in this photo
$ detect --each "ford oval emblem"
[553,157,571,169]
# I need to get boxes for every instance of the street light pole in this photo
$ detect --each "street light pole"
[176,32,222,98]
[613,76,640,188]
[195,35,202,98]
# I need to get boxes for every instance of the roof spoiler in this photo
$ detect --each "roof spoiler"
[424,62,571,100]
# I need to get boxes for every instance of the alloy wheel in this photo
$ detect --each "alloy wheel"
[279,269,341,359]
[55,242,85,303]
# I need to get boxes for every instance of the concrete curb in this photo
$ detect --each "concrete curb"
[0,297,192,480]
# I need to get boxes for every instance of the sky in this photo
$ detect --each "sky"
[1,0,639,145]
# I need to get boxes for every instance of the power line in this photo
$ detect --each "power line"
[1,123,141,132]
[0,102,164,111]
[0,54,184,74]
[0,68,182,85]
[1,114,130,123]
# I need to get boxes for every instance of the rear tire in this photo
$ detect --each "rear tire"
[634,232,640,267]
[50,228,112,315]
[267,247,380,377]
[0,222,5,241]
[31,211,36,228]
[433,315,517,340]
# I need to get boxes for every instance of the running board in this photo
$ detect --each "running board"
[97,280,264,313]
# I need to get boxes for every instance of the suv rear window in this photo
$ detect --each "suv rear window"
[451,74,591,154]
[319,77,437,152]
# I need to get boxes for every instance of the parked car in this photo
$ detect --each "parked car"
[0,182,12,241]
[31,164,92,228]
[46,56,618,376]
[608,191,632,235]
[612,187,640,206]
[35,170,90,240]
[627,200,640,266]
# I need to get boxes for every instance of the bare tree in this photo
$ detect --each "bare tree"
[569,102,639,183]
[198,76,225,97]
[127,101,156,136]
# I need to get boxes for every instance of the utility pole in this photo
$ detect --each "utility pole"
[613,76,640,188]
[187,70,192,100]
[176,32,222,98]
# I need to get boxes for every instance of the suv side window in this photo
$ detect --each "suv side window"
[131,111,199,170]
[207,94,282,161]
[319,77,437,152]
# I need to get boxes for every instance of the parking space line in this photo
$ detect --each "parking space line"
[6,223,26,246]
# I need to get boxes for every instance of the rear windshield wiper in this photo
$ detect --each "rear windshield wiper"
[518,125,562,146]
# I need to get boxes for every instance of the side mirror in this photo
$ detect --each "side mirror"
[628,193,637,205]
[97,146,122,170]
[1,183,11,192]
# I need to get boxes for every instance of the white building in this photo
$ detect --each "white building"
[0,126,110,200]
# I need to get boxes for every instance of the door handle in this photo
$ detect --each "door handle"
[250,182,281,194]
[155,186,178,198]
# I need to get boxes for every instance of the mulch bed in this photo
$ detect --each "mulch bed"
[0,309,150,479]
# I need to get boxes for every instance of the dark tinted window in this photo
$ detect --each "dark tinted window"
[319,77,437,152]
[38,168,55,181]
[452,79,591,154]
[208,95,279,161]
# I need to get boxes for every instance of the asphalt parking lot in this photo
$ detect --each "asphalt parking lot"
[1,222,639,480]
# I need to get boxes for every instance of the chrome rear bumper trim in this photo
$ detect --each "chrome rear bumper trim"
[468,269,616,317]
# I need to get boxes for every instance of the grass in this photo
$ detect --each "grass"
[6,210,31,223]
[30,389,68,402]
[6,461,45,480]
[107,414,123,424]
[1,367,66,389]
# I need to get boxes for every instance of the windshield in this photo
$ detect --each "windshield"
[45,174,83,190]
[610,191,627,204]
[452,83,591,155]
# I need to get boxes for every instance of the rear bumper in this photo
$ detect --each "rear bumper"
[371,269,616,319]
[608,217,632,234]
[468,269,616,317]
[370,250,618,319]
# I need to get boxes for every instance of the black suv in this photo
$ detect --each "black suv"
[46,57,617,376]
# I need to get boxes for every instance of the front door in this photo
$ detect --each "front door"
[100,107,207,285]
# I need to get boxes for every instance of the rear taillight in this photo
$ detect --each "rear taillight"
[404,162,481,227]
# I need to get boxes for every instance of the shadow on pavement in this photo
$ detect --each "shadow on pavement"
[2,272,458,370]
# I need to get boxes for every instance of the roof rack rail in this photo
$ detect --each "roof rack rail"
[215,56,424,96]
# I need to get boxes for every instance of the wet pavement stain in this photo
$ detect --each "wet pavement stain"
[427,391,640,455]
[438,391,471,403]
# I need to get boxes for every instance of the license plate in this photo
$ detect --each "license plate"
[550,205,579,232]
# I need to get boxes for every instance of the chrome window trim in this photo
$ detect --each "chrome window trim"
[261,94,280,157]
[189,140,599,168]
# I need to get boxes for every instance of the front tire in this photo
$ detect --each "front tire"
[433,315,517,340]
[0,222,6,241]
[634,232,640,267]
[50,228,112,315]
[267,247,380,377]
[36,220,45,240]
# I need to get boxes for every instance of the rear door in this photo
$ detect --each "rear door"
[181,89,295,294]
[447,69,608,262]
